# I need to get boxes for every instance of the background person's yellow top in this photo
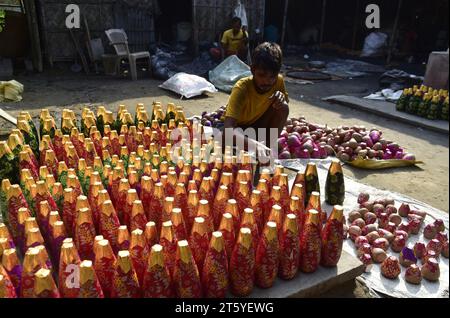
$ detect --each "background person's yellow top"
[221,29,248,53]
[226,75,289,126]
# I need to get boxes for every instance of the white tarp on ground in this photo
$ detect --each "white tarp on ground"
[280,159,449,298]
[159,72,218,99]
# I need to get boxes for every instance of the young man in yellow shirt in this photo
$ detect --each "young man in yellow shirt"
[210,17,249,61]
[223,42,289,162]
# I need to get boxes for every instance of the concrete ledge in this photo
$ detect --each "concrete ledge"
[323,95,449,134]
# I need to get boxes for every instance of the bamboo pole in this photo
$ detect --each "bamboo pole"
[387,0,403,65]
[280,0,289,48]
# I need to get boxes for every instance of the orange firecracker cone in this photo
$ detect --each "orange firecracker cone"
[62,188,77,237]
[255,222,279,289]
[144,222,158,248]
[7,185,30,241]
[88,181,103,232]
[79,260,104,298]
[235,181,251,215]
[199,177,214,205]
[256,179,270,222]
[279,214,300,280]
[212,185,230,230]
[162,197,175,224]
[129,229,150,287]
[35,245,53,273]
[117,225,130,251]
[74,207,96,261]
[321,205,345,267]
[94,239,116,298]
[173,240,202,298]
[1,248,22,296]
[111,251,141,298]
[58,241,80,298]
[171,208,188,241]
[271,165,284,189]
[99,200,120,253]
[0,267,17,298]
[142,244,174,298]
[130,200,148,232]
[160,221,177,276]
[250,190,264,235]
[149,183,165,232]
[299,210,322,273]
[186,190,199,234]
[229,228,255,297]
[240,208,259,252]
[306,191,325,224]
[25,228,45,250]
[267,186,283,222]
[1,218,17,252]
[123,189,139,229]
[21,248,45,298]
[292,172,306,202]
[140,176,154,219]
[19,151,39,181]
[189,217,210,275]
[50,221,67,268]
[196,200,213,233]
[268,205,284,240]
[37,200,52,241]
[33,268,60,298]
[218,213,235,263]
[202,232,229,298]
[174,182,188,210]
[226,199,240,235]
[288,196,304,237]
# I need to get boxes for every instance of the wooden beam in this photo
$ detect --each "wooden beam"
[23,0,43,72]
[280,0,289,48]
[319,0,327,46]
[387,0,403,65]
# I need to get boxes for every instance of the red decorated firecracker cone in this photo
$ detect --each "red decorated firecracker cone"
[79,260,104,298]
[240,208,259,252]
[37,200,52,242]
[66,174,83,200]
[174,183,188,211]
[321,205,345,267]
[189,217,211,275]
[212,185,230,230]
[53,130,65,162]
[84,141,97,167]
[209,169,221,195]
[271,165,284,189]
[306,192,326,225]
[178,171,190,188]
[1,248,22,296]
[173,240,203,298]
[202,232,229,298]
[25,228,45,251]
[33,268,60,298]
[160,221,177,277]
[186,190,200,235]
[35,181,58,217]
[110,132,121,156]
[149,183,165,232]
[20,247,46,298]
[130,200,148,232]
[91,131,103,160]
[291,183,306,215]
[299,210,322,273]
[235,182,251,216]
[279,214,300,280]
[144,222,159,248]
[171,208,188,241]
[277,174,290,213]
[255,222,279,289]
[288,196,304,238]
[123,189,139,229]
[115,178,129,223]
[50,221,67,268]
[291,172,307,206]
[219,172,233,191]
[62,188,77,237]
[88,181,103,232]
[1,219,18,252]
[94,239,116,298]
[250,190,264,235]
[199,177,214,206]
[196,200,213,234]
[230,228,255,297]
[117,226,130,251]
[35,245,53,274]
[192,169,203,191]
[65,145,80,170]
[0,267,17,298]
[143,244,174,298]
[129,229,150,287]
[267,187,283,223]
[128,171,141,198]
[164,171,177,198]
[226,199,241,235]
[99,200,120,253]
[43,150,59,179]
[187,180,197,193]
[111,251,141,298]
[162,197,175,224]
[110,167,124,207]
[268,205,284,241]
[19,151,39,181]
[7,185,30,241]
[58,241,81,298]
[140,176,155,219]
[74,207,96,262]
[218,213,235,263]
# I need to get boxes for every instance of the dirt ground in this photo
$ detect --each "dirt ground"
[0,66,448,298]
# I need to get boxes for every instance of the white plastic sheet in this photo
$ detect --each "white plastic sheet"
[281,159,449,298]
[159,72,218,99]
[234,0,248,28]
[209,55,252,93]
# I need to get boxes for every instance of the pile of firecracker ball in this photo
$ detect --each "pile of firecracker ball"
[0,103,347,298]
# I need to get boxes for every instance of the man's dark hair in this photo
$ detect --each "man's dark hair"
[231,16,242,26]
[252,42,283,74]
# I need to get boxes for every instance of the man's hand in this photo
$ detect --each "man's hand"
[270,91,288,110]
[256,141,273,165]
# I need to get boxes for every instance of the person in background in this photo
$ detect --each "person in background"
[210,17,249,62]
[222,42,289,163]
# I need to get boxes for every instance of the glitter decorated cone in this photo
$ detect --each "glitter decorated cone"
[235,181,251,215]
[129,229,149,287]
[62,188,77,237]
[130,200,148,232]
[189,217,210,275]
[33,268,60,298]
[321,205,345,267]
[1,248,22,295]
[299,209,322,273]
[117,225,130,251]
[202,232,229,298]
[144,222,159,248]
[218,213,235,262]
[50,221,67,268]
[240,208,259,252]
[306,191,326,224]
[173,240,202,298]
[149,183,165,231]
[160,221,177,276]
[110,250,141,299]
[267,186,283,222]
[99,200,120,253]
[0,221,16,252]
[288,196,304,236]
[140,176,154,219]
[277,173,290,213]
[279,214,300,280]
[196,200,213,233]
[212,185,230,229]
[0,267,17,298]
[230,228,255,297]
[78,260,104,298]
[94,239,116,298]
[186,190,200,234]
[226,199,241,234]
[74,207,96,261]
[142,244,174,298]
[255,222,279,289]
[250,190,264,235]
[20,247,45,298]
[58,241,80,298]
[123,189,139,229]
[291,183,306,210]
[7,185,29,241]
[171,208,188,241]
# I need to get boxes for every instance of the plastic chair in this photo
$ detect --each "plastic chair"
[104,29,152,80]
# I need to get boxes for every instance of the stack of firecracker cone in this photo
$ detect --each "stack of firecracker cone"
[0,103,345,298]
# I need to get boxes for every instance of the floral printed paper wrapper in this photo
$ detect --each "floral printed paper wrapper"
[95,257,115,298]
[299,223,322,273]
[321,219,344,267]
[202,246,229,298]
[279,229,300,280]
[255,234,279,289]
[79,280,105,298]
[229,243,255,297]
[111,268,141,298]
[143,264,174,298]
[173,257,202,298]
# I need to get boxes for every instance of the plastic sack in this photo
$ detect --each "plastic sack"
[347,157,424,170]
[234,0,248,28]
[361,32,388,57]
[209,55,252,93]
[159,72,218,99]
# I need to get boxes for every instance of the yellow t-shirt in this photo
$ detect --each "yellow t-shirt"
[226,75,289,126]
[221,29,248,53]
